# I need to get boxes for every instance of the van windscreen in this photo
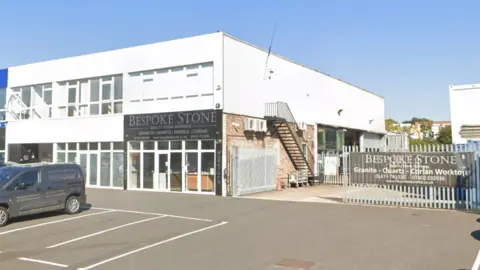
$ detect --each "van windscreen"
[0,167,25,188]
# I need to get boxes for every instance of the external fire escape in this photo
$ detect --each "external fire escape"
[6,92,30,120]
[264,102,314,185]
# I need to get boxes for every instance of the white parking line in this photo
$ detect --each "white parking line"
[47,215,167,248]
[472,248,480,270]
[0,210,116,236]
[18,257,69,268]
[77,221,228,270]
[88,206,213,222]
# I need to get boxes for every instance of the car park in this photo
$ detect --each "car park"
[0,163,87,227]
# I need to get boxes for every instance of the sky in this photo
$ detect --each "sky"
[1,0,479,122]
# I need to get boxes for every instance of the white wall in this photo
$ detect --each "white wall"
[6,115,123,144]
[6,32,224,145]
[449,84,480,144]
[8,32,224,113]
[222,35,385,134]
[124,62,216,114]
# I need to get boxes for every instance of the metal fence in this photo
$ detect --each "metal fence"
[317,151,343,185]
[338,143,480,210]
[230,146,278,196]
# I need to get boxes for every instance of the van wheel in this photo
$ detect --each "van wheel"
[0,207,10,227]
[65,196,81,215]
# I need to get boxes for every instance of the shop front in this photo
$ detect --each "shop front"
[124,109,223,195]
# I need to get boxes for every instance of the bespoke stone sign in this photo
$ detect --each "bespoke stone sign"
[124,110,221,141]
[350,152,475,187]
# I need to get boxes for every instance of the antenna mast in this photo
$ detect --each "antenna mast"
[263,21,277,80]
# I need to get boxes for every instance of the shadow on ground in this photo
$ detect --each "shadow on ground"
[471,230,480,241]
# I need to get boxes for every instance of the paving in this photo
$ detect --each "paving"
[0,188,478,270]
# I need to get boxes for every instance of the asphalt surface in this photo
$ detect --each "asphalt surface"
[0,188,478,270]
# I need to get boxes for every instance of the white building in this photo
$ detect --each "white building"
[449,83,480,144]
[3,32,386,196]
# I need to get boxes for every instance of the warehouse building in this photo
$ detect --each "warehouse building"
[2,32,385,196]
[449,83,480,144]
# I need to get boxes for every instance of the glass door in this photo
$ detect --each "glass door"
[170,153,183,192]
[185,152,199,192]
[89,153,98,186]
[142,153,154,189]
[79,153,87,179]
[156,153,169,190]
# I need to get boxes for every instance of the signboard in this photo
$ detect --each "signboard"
[350,152,475,187]
[124,109,221,141]
[123,109,224,196]
[324,156,337,176]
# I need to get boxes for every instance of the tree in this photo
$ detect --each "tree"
[437,125,452,144]
[385,119,400,132]
[401,125,411,134]
[420,120,433,138]
[406,117,432,124]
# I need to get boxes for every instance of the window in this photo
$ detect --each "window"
[171,141,182,150]
[55,141,122,188]
[8,170,39,191]
[143,142,155,150]
[79,143,88,150]
[68,87,76,103]
[114,76,123,99]
[157,141,168,150]
[325,129,337,150]
[186,141,198,150]
[90,79,100,102]
[102,84,111,101]
[0,128,5,151]
[44,90,52,105]
[201,140,215,150]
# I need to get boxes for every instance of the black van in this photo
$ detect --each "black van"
[0,163,87,227]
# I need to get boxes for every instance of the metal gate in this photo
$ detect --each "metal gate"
[230,146,278,196]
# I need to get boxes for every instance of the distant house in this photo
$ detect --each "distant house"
[393,121,450,140]
[431,121,451,139]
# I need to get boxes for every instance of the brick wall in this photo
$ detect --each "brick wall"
[225,113,316,194]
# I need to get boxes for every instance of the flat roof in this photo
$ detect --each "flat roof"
[449,83,480,91]
[6,31,383,99]
[223,33,384,100]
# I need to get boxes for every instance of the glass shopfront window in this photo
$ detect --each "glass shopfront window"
[127,140,215,193]
[54,142,124,188]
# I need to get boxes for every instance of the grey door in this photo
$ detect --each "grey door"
[42,166,68,208]
[7,169,45,215]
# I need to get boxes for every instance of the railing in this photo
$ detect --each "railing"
[338,143,480,210]
[284,121,315,175]
[265,101,315,177]
[265,102,297,124]
[6,94,29,120]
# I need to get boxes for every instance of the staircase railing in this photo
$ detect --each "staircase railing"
[265,102,297,124]
[6,93,29,120]
[284,121,315,175]
[265,101,315,177]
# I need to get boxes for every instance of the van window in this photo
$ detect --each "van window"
[0,167,24,188]
[7,170,40,191]
[43,166,66,183]
[65,167,81,181]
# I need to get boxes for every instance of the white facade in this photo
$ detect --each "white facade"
[6,32,385,144]
[223,35,385,134]
[6,33,224,144]
[4,32,386,195]
[449,83,480,144]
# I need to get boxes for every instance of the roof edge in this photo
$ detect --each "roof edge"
[8,31,223,69]
[222,32,384,100]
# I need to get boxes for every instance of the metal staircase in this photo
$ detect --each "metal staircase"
[6,92,30,120]
[265,102,314,180]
